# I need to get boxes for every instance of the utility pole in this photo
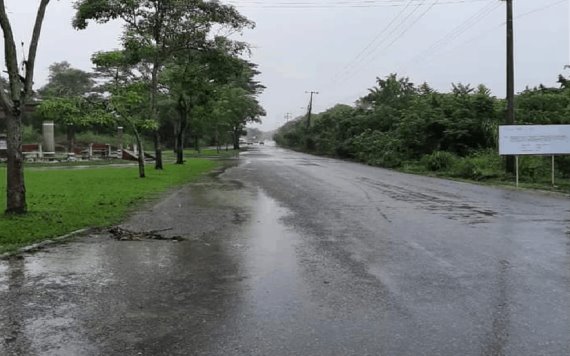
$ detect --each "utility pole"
[285,112,292,122]
[505,0,515,173]
[305,91,319,128]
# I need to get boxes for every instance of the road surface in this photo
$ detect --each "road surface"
[1,145,569,355]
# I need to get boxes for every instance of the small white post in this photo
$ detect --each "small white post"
[515,155,519,188]
[552,155,554,188]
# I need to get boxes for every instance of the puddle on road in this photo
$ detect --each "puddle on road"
[0,168,310,355]
[239,190,306,320]
[0,243,114,355]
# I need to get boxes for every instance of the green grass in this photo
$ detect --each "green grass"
[22,159,135,168]
[399,163,570,194]
[162,149,240,161]
[0,159,219,254]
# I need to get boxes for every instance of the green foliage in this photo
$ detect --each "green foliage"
[38,61,94,98]
[71,131,152,148]
[421,151,457,171]
[37,97,84,126]
[22,125,42,143]
[349,129,404,168]
[0,160,218,253]
[275,73,570,185]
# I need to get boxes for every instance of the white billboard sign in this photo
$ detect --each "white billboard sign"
[0,138,6,150]
[499,125,570,155]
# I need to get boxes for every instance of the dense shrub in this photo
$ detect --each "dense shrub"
[274,73,570,184]
[449,150,504,180]
[421,151,456,171]
[22,125,42,144]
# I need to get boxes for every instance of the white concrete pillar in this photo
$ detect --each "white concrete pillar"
[42,121,55,154]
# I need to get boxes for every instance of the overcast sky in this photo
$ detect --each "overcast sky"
[3,0,568,131]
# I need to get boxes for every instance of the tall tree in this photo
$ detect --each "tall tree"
[37,62,97,151]
[91,50,150,178]
[160,38,253,163]
[38,61,94,98]
[0,0,51,214]
[212,85,265,150]
[73,0,253,170]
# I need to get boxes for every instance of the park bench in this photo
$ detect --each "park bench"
[81,143,111,159]
[22,143,43,160]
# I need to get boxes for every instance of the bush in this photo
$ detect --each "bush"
[518,156,549,183]
[22,125,42,144]
[351,130,406,168]
[449,150,503,180]
[556,156,570,178]
[450,159,481,180]
[421,151,456,171]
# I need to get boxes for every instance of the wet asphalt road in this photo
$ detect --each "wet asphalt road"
[1,145,570,355]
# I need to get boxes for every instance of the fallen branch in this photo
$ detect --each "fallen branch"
[108,226,184,241]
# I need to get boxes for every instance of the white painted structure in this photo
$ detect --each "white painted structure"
[499,125,570,156]
[42,121,56,155]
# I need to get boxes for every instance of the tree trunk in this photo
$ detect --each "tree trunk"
[174,121,184,165]
[174,102,187,165]
[67,124,75,153]
[215,128,220,154]
[194,135,200,153]
[0,0,50,214]
[233,129,240,150]
[132,127,145,178]
[5,111,26,214]
[174,126,179,155]
[153,131,163,170]
[150,58,163,170]
[176,142,184,164]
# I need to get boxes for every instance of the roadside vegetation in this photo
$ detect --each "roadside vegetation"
[0,0,264,251]
[0,160,217,254]
[0,0,265,214]
[275,74,570,192]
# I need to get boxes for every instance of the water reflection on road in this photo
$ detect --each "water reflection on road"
[1,146,570,355]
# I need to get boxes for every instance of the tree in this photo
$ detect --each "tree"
[160,38,254,163]
[36,62,98,152]
[91,50,150,178]
[212,85,265,150]
[73,0,253,170]
[37,97,82,151]
[161,58,213,164]
[108,82,154,178]
[38,61,94,98]
[0,0,51,214]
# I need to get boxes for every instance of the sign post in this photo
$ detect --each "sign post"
[552,155,554,187]
[499,125,570,188]
[515,156,519,188]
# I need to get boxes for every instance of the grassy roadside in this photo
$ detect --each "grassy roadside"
[162,148,240,160]
[398,155,570,195]
[281,145,570,195]
[0,159,219,254]
[399,166,570,194]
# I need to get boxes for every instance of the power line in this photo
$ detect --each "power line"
[333,0,428,83]
[366,0,442,62]
[331,0,415,84]
[228,0,491,8]
[336,0,445,83]
[402,1,501,70]
[399,0,565,72]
